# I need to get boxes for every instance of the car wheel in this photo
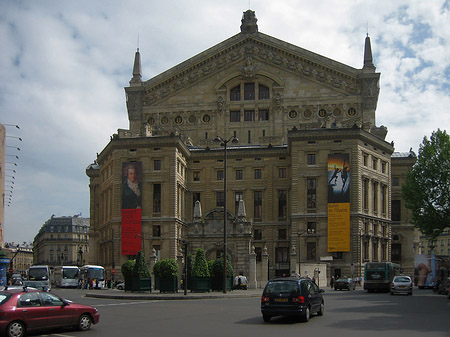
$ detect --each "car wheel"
[78,314,92,331]
[301,306,310,322]
[317,302,324,316]
[6,321,25,337]
[262,314,271,322]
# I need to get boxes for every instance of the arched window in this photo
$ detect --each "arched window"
[259,84,269,99]
[230,85,240,101]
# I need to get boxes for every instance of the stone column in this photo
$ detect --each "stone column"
[149,249,157,291]
[290,246,298,276]
[261,246,269,288]
[249,246,257,289]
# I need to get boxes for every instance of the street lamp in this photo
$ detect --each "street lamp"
[78,246,83,267]
[214,135,239,293]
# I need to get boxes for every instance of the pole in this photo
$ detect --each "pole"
[223,141,227,294]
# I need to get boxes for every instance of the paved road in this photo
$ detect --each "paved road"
[26,287,450,337]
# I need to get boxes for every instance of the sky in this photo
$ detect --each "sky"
[1,0,449,244]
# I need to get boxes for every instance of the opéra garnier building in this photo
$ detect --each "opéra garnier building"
[87,10,413,286]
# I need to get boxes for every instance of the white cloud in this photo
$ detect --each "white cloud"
[1,0,450,243]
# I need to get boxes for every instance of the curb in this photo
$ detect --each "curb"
[85,290,262,301]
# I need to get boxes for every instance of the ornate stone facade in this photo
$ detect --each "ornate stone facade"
[86,10,416,285]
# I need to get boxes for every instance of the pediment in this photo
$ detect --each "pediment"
[137,32,361,107]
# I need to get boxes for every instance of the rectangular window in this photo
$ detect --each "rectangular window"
[363,154,368,166]
[248,130,251,143]
[153,184,161,213]
[235,169,243,180]
[278,190,287,218]
[372,158,378,170]
[307,222,316,234]
[373,182,378,213]
[254,168,262,179]
[392,177,399,186]
[307,242,316,260]
[259,85,270,100]
[381,185,387,214]
[363,179,369,210]
[392,200,401,221]
[235,191,243,214]
[154,159,162,170]
[278,228,287,240]
[217,191,224,207]
[258,109,269,121]
[193,171,200,181]
[244,110,255,121]
[230,85,240,101]
[152,225,161,237]
[381,161,386,173]
[279,167,287,178]
[217,170,224,181]
[230,110,240,122]
[254,191,262,219]
[244,83,255,100]
[275,247,289,263]
[254,229,262,240]
[307,178,316,209]
[307,153,316,165]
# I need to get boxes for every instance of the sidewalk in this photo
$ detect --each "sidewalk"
[85,286,333,301]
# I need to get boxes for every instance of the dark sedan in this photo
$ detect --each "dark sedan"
[0,287,100,337]
[334,278,355,291]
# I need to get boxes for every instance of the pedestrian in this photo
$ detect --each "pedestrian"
[330,276,335,288]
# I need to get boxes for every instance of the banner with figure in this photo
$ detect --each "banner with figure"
[327,154,351,252]
[121,161,142,255]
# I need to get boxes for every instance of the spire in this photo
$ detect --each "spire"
[240,10,258,34]
[130,48,142,85]
[363,34,376,71]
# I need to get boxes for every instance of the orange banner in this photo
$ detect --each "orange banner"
[327,203,350,252]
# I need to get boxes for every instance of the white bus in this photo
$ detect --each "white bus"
[80,265,106,289]
[27,265,51,290]
[53,266,80,288]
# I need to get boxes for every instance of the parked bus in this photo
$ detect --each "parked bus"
[27,265,51,290]
[364,262,402,292]
[53,266,80,288]
[80,265,106,289]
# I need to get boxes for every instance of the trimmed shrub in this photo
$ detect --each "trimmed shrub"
[153,259,178,278]
[192,248,210,277]
[133,251,150,278]
[121,259,136,280]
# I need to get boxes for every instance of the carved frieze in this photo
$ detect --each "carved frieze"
[141,38,359,107]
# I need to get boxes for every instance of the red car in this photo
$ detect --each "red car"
[0,287,100,337]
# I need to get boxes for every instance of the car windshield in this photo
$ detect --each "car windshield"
[265,280,299,294]
[336,278,349,282]
[394,277,410,282]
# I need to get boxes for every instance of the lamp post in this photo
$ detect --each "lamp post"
[78,246,83,267]
[214,135,238,293]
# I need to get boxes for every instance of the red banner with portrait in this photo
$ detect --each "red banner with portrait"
[121,161,143,255]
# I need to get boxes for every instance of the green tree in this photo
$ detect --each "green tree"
[191,248,210,277]
[132,251,150,278]
[402,129,450,240]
